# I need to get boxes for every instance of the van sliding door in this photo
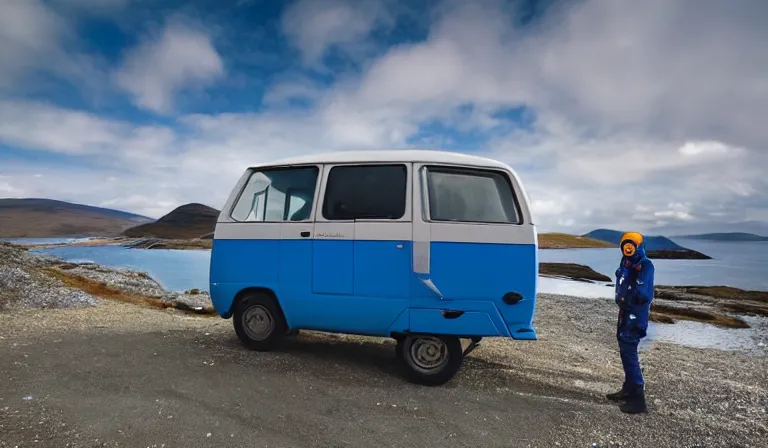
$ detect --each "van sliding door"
[310,163,412,334]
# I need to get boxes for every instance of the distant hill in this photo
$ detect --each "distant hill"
[649,220,768,237]
[583,229,711,259]
[0,198,153,238]
[123,203,219,239]
[583,229,686,250]
[538,233,614,249]
[676,232,768,242]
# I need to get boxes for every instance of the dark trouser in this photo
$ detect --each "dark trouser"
[618,338,643,386]
[617,309,645,387]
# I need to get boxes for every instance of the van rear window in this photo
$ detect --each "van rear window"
[425,166,521,224]
[323,164,407,220]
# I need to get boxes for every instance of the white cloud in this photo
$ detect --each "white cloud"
[0,101,128,155]
[0,175,23,197]
[114,20,224,114]
[679,141,739,157]
[99,195,176,219]
[50,0,129,8]
[47,0,129,15]
[0,0,114,94]
[0,0,68,88]
[653,203,693,222]
[262,76,326,108]
[282,0,393,64]
[530,199,566,218]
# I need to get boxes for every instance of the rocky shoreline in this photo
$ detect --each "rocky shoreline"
[539,262,612,282]
[21,236,213,250]
[123,237,212,250]
[540,262,768,329]
[0,242,214,314]
[646,249,712,260]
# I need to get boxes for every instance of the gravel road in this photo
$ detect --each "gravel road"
[1,291,766,448]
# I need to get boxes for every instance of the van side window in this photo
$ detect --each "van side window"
[323,164,407,220]
[230,166,319,222]
[425,166,521,224]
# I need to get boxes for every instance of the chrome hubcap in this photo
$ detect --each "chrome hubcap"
[409,336,448,373]
[242,305,274,341]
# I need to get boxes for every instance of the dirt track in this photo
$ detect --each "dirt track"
[1,297,766,448]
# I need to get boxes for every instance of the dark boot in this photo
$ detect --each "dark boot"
[619,385,647,414]
[605,383,631,401]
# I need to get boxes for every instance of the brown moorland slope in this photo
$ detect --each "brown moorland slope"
[0,198,152,238]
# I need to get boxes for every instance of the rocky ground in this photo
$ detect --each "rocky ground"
[0,243,97,310]
[0,294,765,447]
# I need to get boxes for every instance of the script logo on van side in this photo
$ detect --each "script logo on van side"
[316,232,346,238]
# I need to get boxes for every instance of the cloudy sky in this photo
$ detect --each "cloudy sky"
[1,0,767,234]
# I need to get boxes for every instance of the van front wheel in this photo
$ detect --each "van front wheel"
[399,334,463,386]
[233,293,286,351]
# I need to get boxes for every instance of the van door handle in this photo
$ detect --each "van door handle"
[300,231,311,238]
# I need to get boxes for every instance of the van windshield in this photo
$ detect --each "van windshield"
[426,166,521,224]
[230,166,319,222]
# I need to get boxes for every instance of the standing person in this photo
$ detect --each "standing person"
[606,232,655,414]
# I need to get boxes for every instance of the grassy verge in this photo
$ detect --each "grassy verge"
[538,233,614,249]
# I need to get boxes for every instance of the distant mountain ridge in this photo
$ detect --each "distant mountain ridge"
[676,232,768,242]
[0,198,153,238]
[649,220,768,237]
[582,229,686,250]
[123,203,220,239]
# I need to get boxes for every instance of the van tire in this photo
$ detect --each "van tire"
[232,292,286,351]
[399,334,463,386]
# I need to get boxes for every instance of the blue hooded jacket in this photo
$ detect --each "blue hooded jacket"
[614,241,655,327]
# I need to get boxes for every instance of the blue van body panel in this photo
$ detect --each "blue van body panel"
[408,299,511,337]
[312,240,353,295]
[387,308,410,333]
[414,241,538,339]
[210,238,537,340]
[354,240,411,298]
[209,239,280,285]
[278,239,317,326]
[294,294,409,335]
[209,238,281,319]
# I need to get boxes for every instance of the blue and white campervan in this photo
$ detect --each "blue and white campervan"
[209,150,538,385]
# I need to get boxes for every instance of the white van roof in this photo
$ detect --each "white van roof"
[249,149,511,171]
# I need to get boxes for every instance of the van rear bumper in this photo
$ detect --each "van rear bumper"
[508,323,537,340]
